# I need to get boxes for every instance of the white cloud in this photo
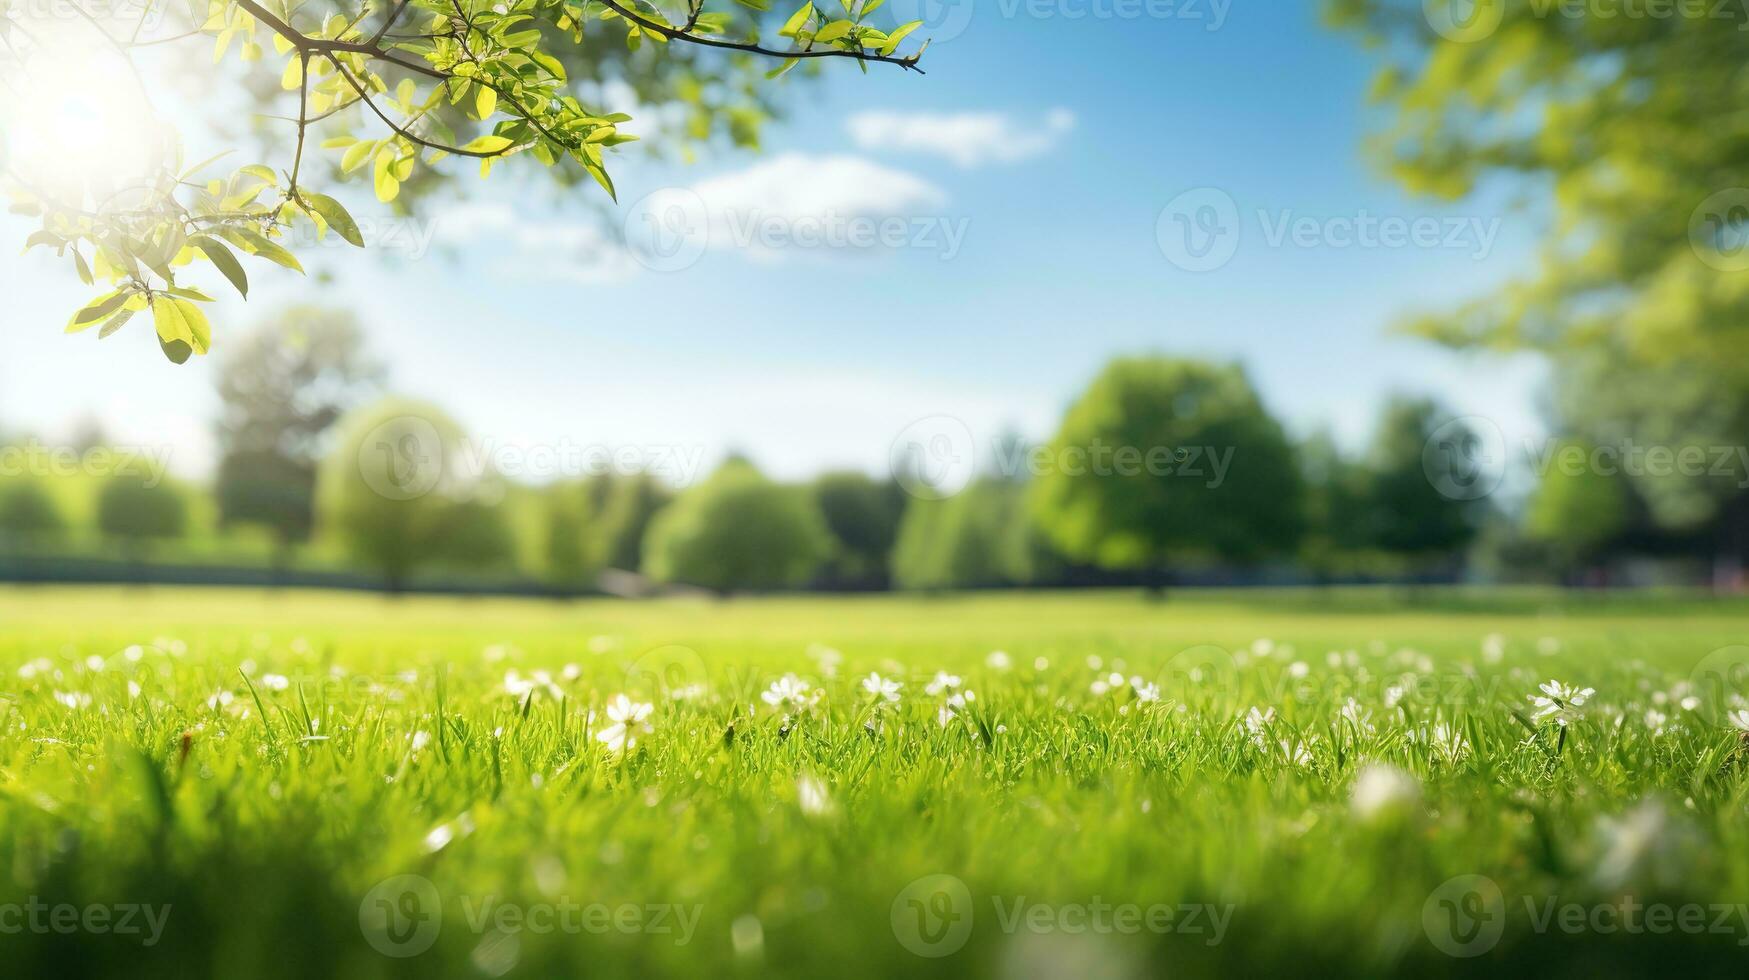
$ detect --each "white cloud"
[845,108,1076,168]
[436,152,953,279]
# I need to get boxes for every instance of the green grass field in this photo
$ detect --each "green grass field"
[1,586,1747,978]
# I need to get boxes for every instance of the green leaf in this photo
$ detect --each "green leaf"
[97,307,137,339]
[192,236,249,298]
[465,135,516,155]
[476,84,497,119]
[780,1,815,36]
[220,226,306,274]
[881,19,921,54]
[341,140,376,174]
[239,164,279,185]
[66,290,132,333]
[300,192,364,247]
[151,295,212,356]
[159,336,194,365]
[813,19,853,41]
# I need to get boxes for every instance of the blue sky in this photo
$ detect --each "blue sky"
[0,0,1549,484]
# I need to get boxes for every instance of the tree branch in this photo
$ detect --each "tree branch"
[592,0,926,74]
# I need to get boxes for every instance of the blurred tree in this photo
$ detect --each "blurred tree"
[1553,351,1749,550]
[1028,357,1304,586]
[214,308,383,568]
[892,480,1043,591]
[97,475,188,553]
[812,471,905,589]
[1297,431,1373,575]
[642,461,828,593]
[1524,440,1632,575]
[543,484,593,590]
[1331,1,1749,563]
[1358,398,1482,568]
[316,398,499,591]
[586,472,675,573]
[0,482,67,546]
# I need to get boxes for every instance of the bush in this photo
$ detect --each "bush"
[642,461,829,593]
[316,398,512,589]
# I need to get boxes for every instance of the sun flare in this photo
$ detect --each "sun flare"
[0,28,175,203]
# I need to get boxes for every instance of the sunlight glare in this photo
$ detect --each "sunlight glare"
[1,29,176,204]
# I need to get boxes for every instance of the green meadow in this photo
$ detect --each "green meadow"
[1,586,1747,979]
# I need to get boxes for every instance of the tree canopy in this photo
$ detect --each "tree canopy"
[4,0,928,362]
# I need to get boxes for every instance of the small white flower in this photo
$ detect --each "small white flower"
[1130,678,1162,704]
[762,674,813,712]
[596,694,654,755]
[985,650,1012,672]
[797,775,832,817]
[53,691,91,710]
[1279,739,1314,768]
[261,673,290,692]
[1351,763,1419,821]
[1243,706,1275,748]
[410,730,433,752]
[936,691,972,728]
[1529,679,1595,728]
[1420,721,1469,763]
[1727,709,1749,733]
[925,672,962,697]
[861,672,902,705]
[1644,709,1668,736]
[1340,698,1375,735]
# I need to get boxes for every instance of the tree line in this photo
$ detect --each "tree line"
[0,307,1739,592]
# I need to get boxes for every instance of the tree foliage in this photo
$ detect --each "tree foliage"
[3,0,928,362]
[641,460,827,592]
[213,307,383,550]
[892,479,1042,591]
[316,396,506,587]
[1028,357,1304,575]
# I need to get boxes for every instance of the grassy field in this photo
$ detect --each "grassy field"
[1,586,1747,978]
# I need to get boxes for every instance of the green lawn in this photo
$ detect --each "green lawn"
[1,586,1747,978]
